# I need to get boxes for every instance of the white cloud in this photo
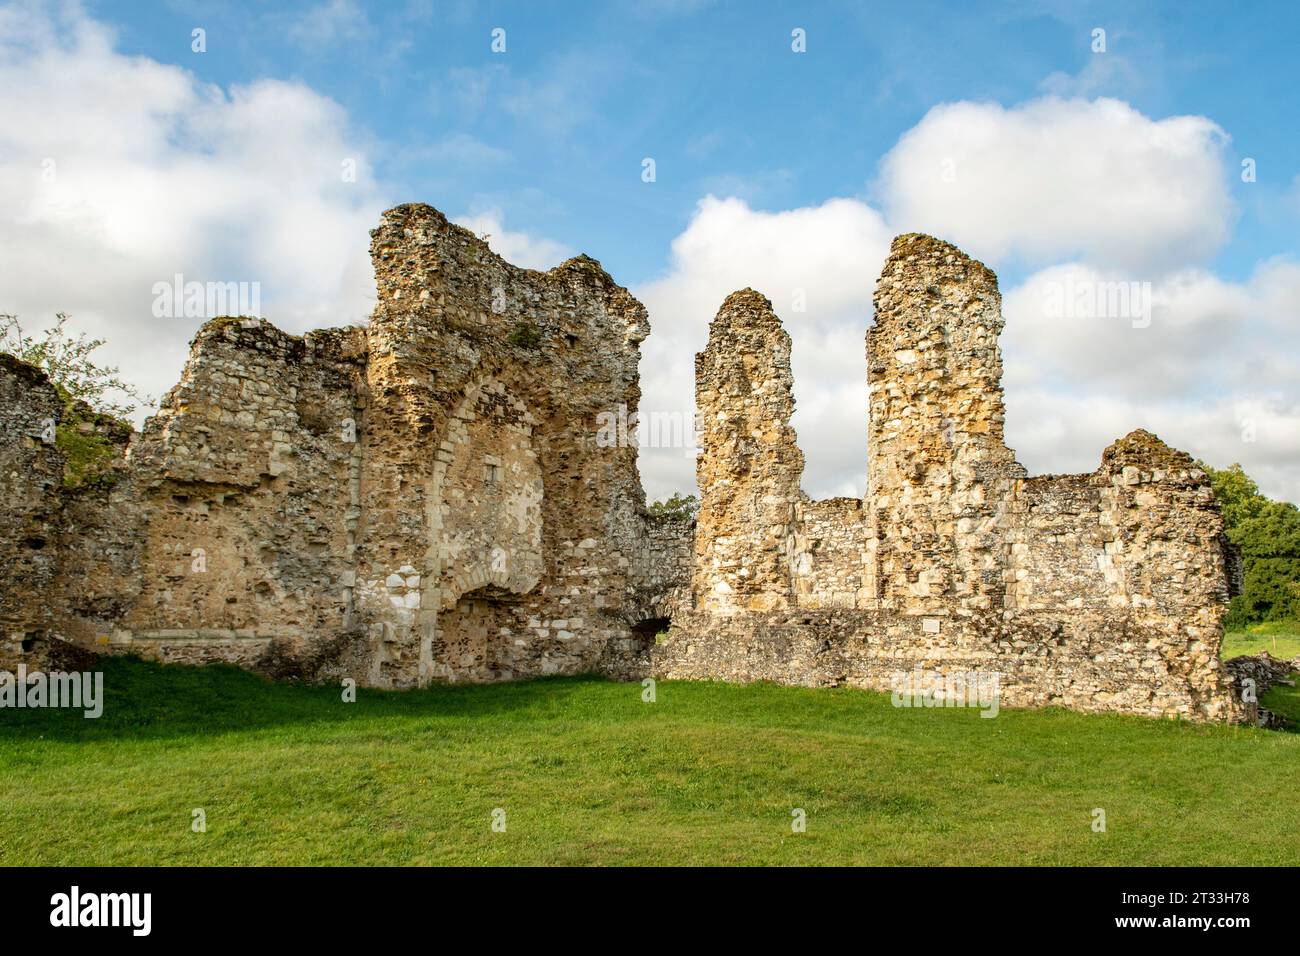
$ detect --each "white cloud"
[1003,388,1300,505]
[634,92,1296,503]
[452,210,574,271]
[634,195,894,500]
[1004,265,1239,397]
[1002,259,1300,398]
[287,0,370,47]
[1038,54,1143,99]
[1,11,1293,509]
[0,4,384,418]
[876,97,1235,272]
[1000,258,1300,501]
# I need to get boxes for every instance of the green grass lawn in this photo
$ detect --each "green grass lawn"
[1223,621,1300,661]
[1,656,1297,866]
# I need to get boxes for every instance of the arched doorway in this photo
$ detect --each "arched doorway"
[426,376,544,682]
[433,585,522,682]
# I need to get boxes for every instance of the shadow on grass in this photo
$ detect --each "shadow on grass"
[0,655,613,743]
[1262,684,1300,731]
[4,654,1291,746]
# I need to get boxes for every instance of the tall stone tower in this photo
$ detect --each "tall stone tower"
[693,289,803,613]
[866,234,1025,614]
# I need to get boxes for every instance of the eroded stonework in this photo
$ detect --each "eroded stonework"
[657,235,1243,722]
[0,211,1248,721]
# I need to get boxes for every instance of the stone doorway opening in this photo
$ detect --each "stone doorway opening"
[434,585,520,682]
[631,616,672,644]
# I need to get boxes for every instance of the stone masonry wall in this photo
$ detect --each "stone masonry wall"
[654,234,1245,723]
[693,289,803,614]
[793,497,869,610]
[0,354,65,669]
[359,203,654,686]
[58,317,369,673]
[0,207,1247,722]
[0,203,682,688]
[867,234,1027,615]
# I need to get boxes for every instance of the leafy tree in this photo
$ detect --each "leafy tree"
[1,313,149,419]
[1201,462,1266,529]
[1,313,151,488]
[1201,461,1300,627]
[648,492,698,521]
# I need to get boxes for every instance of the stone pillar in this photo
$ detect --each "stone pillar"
[0,355,66,659]
[693,289,803,613]
[867,234,1025,614]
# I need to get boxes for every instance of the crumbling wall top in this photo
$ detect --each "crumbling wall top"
[876,232,998,296]
[1101,428,1201,475]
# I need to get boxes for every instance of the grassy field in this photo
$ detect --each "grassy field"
[1223,621,1300,661]
[1,655,1297,866]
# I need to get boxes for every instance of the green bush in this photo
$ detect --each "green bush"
[507,321,542,348]
[55,419,121,490]
[648,492,698,521]
[1202,462,1300,625]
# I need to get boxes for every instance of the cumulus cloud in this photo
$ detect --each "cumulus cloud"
[633,94,1295,503]
[634,193,1300,503]
[1003,264,1247,397]
[1003,388,1300,504]
[2,11,1293,507]
[0,3,384,416]
[634,196,894,500]
[452,210,575,271]
[876,97,1235,272]
[1000,258,1300,500]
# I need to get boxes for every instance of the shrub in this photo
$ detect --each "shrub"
[507,321,542,348]
[649,493,698,521]
[1202,461,1300,625]
[1,313,149,490]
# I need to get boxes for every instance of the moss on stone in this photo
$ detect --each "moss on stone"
[55,419,120,490]
[507,321,542,348]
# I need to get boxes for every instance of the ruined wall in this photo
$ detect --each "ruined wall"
[793,497,869,610]
[693,289,803,613]
[0,207,1247,721]
[654,234,1245,723]
[1,203,681,688]
[0,354,65,668]
[1005,434,1229,620]
[625,512,695,623]
[358,204,654,686]
[70,318,369,672]
[867,235,1026,615]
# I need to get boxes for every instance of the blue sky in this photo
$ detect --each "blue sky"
[4,0,1300,500]
[98,0,1299,286]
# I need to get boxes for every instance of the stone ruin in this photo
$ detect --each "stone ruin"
[0,204,1251,722]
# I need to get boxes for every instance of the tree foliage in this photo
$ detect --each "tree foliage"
[1,313,151,489]
[648,492,698,521]
[1200,461,1300,627]
[0,313,149,419]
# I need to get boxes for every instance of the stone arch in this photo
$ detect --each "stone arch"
[423,375,545,681]
[431,585,521,683]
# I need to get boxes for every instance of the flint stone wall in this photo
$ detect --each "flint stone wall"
[657,235,1244,723]
[2,204,677,687]
[0,212,1247,721]
[0,354,65,669]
